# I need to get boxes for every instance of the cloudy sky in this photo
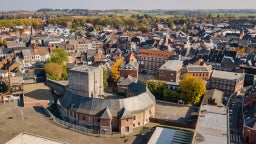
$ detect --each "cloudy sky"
[1,0,256,11]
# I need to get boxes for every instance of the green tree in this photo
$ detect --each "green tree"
[144,80,166,100]
[44,63,63,80]
[180,74,206,105]
[46,48,68,65]
[163,88,180,102]
[103,68,109,90]
[45,48,68,80]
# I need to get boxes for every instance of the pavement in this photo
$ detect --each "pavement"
[155,101,198,123]
[0,103,137,144]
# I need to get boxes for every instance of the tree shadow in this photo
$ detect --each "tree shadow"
[24,89,52,101]
[33,106,50,117]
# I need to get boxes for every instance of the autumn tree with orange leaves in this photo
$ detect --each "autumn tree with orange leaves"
[110,59,123,82]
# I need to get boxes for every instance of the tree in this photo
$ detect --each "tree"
[163,88,180,102]
[237,47,245,57]
[103,68,109,90]
[46,48,68,65]
[44,63,64,80]
[144,80,166,100]
[180,74,206,105]
[110,59,123,82]
[0,39,6,47]
[45,48,68,80]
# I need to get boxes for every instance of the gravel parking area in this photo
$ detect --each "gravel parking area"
[0,103,134,144]
[155,101,199,123]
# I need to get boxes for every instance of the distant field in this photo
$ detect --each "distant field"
[115,12,174,18]
[212,12,256,17]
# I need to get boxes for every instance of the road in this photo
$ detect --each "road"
[229,97,243,144]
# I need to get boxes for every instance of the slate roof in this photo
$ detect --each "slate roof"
[120,61,138,70]
[22,48,34,57]
[117,75,137,86]
[60,80,155,119]
[221,56,235,64]
[100,107,112,119]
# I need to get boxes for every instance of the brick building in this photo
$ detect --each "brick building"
[137,49,174,73]
[158,60,183,82]
[119,52,139,79]
[67,38,103,52]
[59,80,155,135]
[210,70,245,96]
[183,65,212,81]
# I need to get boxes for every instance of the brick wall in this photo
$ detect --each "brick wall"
[120,70,138,78]
[23,100,49,108]
[243,126,256,144]
[159,70,179,82]
[186,71,211,81]
[120,118,133,134]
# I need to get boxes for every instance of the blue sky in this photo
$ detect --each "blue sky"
[1,0,256,11]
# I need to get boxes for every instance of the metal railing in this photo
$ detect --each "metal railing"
[41,106,123,137]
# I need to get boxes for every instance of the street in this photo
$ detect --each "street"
[229,97,243,144]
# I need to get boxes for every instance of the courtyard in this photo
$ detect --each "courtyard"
[0,103,155,144]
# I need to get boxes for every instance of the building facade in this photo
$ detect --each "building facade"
[137,49,174,73]
[68,65,104,98]
[210,70,245,96]
[51,66,156,135]
[59,80,155,135]
[158,60,183,82]
[184,65,212,81]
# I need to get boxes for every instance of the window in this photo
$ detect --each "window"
[83,116,85,120]
[97,118,100,123]
[125,126,129,132]
[133,116,136,120]
[126,119,129,122]
[138,122,140,126]
[133,124,135,127]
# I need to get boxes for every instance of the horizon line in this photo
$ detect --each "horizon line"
[1,8,256,12]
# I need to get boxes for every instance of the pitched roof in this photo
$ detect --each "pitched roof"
[37,47,49,55]
[22,48,34,57]
[117,75,137,86]
[100,107,112,119]
[33,47,39,55]
[221,56,235,64]
[125,52,137,62]
[120,61,138,70]
[137,49,174,59]
[59,81,155,118]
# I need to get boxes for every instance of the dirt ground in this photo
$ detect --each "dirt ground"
[0,103,146,144]
[155,101,199,123]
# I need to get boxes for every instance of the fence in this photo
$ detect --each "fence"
[41,106,123,137]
